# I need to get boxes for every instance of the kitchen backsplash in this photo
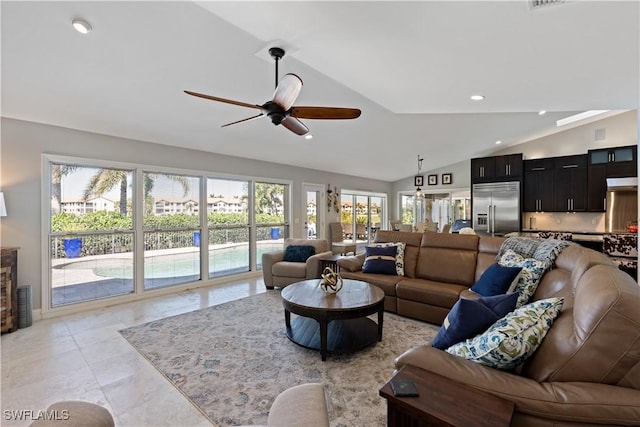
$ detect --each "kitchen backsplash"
[523,212,605,233]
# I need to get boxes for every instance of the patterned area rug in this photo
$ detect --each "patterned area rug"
[119,291,439,426]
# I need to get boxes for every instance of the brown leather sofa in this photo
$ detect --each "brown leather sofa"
[337,230,507,323]
[338,230,640,426]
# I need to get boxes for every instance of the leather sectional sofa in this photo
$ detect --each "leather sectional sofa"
[338,230,640,426]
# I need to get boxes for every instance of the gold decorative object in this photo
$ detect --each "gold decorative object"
[320,267,343,295]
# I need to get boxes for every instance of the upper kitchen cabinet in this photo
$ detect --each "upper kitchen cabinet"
[471,154,522,183]
[494,154,523,180]
[588,145,637,178]
[471,157,495,183]
[553,154,588,212]
[523,158,554,212]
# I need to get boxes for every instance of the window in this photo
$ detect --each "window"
[50,163,134,307]
[143,172,201,290]
[45,156,291,311]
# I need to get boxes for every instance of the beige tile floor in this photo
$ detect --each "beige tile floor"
[1,277,266,426]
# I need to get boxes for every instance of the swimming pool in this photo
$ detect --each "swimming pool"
[56,243,283,280]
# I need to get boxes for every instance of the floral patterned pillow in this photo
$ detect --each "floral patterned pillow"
[371,242,406,276]
[498,249,546,307]
[445,297,564,370]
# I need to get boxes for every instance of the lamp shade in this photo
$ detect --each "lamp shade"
[0,192,7,217]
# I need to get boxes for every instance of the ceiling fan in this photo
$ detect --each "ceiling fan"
[185,47,361,136]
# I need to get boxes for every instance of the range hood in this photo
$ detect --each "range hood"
[607,177,638,190]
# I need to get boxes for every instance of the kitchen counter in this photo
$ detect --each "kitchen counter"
[510,231,604,242]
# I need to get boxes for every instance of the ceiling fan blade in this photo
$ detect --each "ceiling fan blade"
[272,73,303,111]
[289,106,361,120]
[184,90,261,110]
[221,113,265,128]
[281,116,309,136]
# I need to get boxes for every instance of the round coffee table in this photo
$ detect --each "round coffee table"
[281,279,385,361]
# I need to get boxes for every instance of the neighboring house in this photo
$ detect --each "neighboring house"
[154,197,200,215]
[61,196,116,214]
[207,197,245,213]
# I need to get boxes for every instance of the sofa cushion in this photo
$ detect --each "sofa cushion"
[470,263,522,297]
[374,230,422,278]
[272,261,307,278]
[369,242,406,276]
[362,245,398,275]
[498,249,546,307]
[396,278,467,308]
[283,245,316,262]
[432,292,518,350]
[445,297,564,370]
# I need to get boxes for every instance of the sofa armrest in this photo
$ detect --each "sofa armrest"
[262,251,285,287]
[337,254,366,272]
[306,251,334,279]
[395,345,640,425]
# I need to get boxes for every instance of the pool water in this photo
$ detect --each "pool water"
[59,243,282,279]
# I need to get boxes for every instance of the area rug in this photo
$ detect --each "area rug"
[119,291,439,426]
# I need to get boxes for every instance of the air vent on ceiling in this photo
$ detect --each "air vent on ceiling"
[530,0,565,9]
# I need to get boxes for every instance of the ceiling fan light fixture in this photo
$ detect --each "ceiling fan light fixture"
[72,19,92,34]
[470,94,485,101]
[304,134,313,140]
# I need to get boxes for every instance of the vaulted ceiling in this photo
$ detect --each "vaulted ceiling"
[2,1,638,181]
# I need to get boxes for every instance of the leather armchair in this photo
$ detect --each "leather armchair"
[262,238,332,289]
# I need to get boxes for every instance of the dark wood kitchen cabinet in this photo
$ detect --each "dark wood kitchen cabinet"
[553,155,588,212]
[471,154,522,183]
[587,164,607,212]
[494,154,523,180]
[471,157,495,183]
[523,158,554,212]
[588,145,637,178]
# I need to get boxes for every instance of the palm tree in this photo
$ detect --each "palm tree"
[51,164,78,213]
[83,170,191,215]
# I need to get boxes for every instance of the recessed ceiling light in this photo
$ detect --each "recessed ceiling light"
[470,95,485,101]
[538,110,547,115]
[304,134,313,140]
[72,19,92,34]
[495,140,502,145]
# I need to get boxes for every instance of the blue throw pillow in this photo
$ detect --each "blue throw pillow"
[283,245,316,262]
[431,292,518,350]
[470,263,522,297]
[362,245,398,275]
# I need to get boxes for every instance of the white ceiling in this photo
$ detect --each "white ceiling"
[2,1,638,182]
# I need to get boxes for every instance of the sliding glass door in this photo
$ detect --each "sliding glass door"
[341,191,387,245]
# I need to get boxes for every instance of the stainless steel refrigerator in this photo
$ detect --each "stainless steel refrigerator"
[472,181,521,236]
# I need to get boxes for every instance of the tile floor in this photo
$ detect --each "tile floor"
[1,277,266,426]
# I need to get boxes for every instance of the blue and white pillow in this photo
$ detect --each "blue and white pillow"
[498,249,546,307]
[445,297,564,370]
[370,242,406,276]
[362,245,398,275]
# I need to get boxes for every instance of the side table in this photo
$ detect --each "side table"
[318,254,344,272]
[379,365,514,427]
[1,247,19,334]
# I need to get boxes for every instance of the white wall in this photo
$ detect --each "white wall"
[0,118,390,310]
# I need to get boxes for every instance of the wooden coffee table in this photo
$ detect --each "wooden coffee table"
[281,279,385,361]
